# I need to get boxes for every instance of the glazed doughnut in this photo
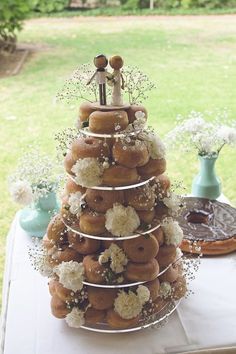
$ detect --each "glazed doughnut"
[102,165,139,187]
[87,286,117,310]
[79,101,97,122]
[48,279,58,296]
[126,104,147,124]
[172,275,187,300]
[64,152,76,175]
[145,278,160,301]
[65,179,86,195]
[55,281,78,302]
[152,227,164,246]
[84,307,106,324]
[50,245,83,266]
[155,174,171,198]
[155,202,169,221]
[102,240,123,250]
[79,210,106,236]
[153,297,168,313]
[137,158,166,179]
[47,215,67,244]
[68,230,101,254]
[71,137,110,161]
[106,309,140,329]
[85,189,124,213]
[83,255,106,284]
[159,265,179,283]
[125,184,155,211]
[60,203,77,224]
[156,244,176,268]
[112,139,149,168]
[51,295,70,319]
[137,209,155,224]
[125,258,159,282]
[43,235,55,250]
[89,110,129,134]
[122,234,159,263]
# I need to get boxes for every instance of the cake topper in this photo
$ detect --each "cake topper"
[87,54,108,106]
[108,55,125,106]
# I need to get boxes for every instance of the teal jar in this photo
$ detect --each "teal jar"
[19,190,60,238]
[191,154,221,200]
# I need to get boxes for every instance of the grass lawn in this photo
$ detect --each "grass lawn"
[0,15,236,302]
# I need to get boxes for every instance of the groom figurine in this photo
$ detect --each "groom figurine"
[87,54,108,106]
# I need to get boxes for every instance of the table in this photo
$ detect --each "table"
[1,213,236,354]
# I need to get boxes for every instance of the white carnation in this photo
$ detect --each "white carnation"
[162,192,181,213]
[68,191,83,217]
[217,125,236,146]
[10,180,33,205]
[98,243,128,274]
[161,217,184,246]
[160,282,172,299]
[71,158,104,188]
[53,261,84,292]
[136,285,150,305]
[139,131,165,159]
[105,203,140,237]
[65,307,85,328]
[114,290,142,319]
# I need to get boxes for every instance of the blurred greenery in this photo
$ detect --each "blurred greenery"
[0,15,236,304]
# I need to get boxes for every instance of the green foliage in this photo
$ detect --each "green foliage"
[33,0,70,13]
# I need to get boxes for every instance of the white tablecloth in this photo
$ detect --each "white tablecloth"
[1,213,236,354]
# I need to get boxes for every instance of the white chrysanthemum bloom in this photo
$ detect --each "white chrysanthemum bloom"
[114,290,142,319]
[71,158,104,188]
[99,243,128,274]
[139,131,165,159]
[105,203,140,237]
[53,261,84,292]
[161,217,184,246]
[160,282,172,299]
[10,180,33,206]
[65,307,85,328]
[217,125,236,146]
[162,192,181,213]
[68,191,83,217]
[136,285,150,305]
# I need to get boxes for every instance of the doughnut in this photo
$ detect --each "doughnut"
[112,139,149,168]
[64,152,76,175]
[48,279,58,296]
[137,209,155,224]
[153,297,168,313]
[155,174,171,198]
[79,210,106,236]
[51,295,70,319]
[43,235,55,250]
[106,309,140,329]
[137,158,166,179]
[65,179,86,195]
[125,184,155,211]
[145,278,160,301]
[84,307,106,325]
[122,234,159,263]
[125,258,159,282]
[126,104,147,124]
[89,110,129,134]
[172,275,187,300]
[71,137,110,161]
[156,244,176,268]
[155,202,169,221]
[102,165,139,187]
[79,101,97,122]
[85,189,124,213]
[83,255,106,284]
[55,281,78,302]
[47,215,67,244]
[68,230,101,254]
[102,240,123,250]
[159,265,179,283]
[60,203,77,224]
[49,245,83,266]
[87,286,117,310]
[152,227,164,246]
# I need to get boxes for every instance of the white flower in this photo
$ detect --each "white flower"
[68,191,83,217]
[182,114,205,134]
[139,131,165,159]
[217,125,236,146]
[71,158,104,188]
[162,192,181,213]
[114,290,142,319]
[176,247,183,260]
[135,110,146,120]
[53,261,84,292]
[105,203,140,237]
[161,217,183,246]
[133,111,146,130]
[98,243,128,274]
[10,180,33,205]
[65,307,85,328]
[136,285,150,305]
[159,282,172,299]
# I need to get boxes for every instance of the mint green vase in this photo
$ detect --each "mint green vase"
[19,191,60,238]
[191,154,221,200]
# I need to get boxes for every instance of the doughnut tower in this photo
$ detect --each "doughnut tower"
[42,56,187,331]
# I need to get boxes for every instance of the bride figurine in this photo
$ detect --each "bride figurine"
[108,55,124,106]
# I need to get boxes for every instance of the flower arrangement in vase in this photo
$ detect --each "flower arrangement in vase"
[9,147,61,237]
[165,111,236,200]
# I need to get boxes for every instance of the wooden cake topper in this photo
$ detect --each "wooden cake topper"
[87,54,108,106]
[108,55,125,106]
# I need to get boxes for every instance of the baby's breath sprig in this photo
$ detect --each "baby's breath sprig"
[54,127,79,157]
